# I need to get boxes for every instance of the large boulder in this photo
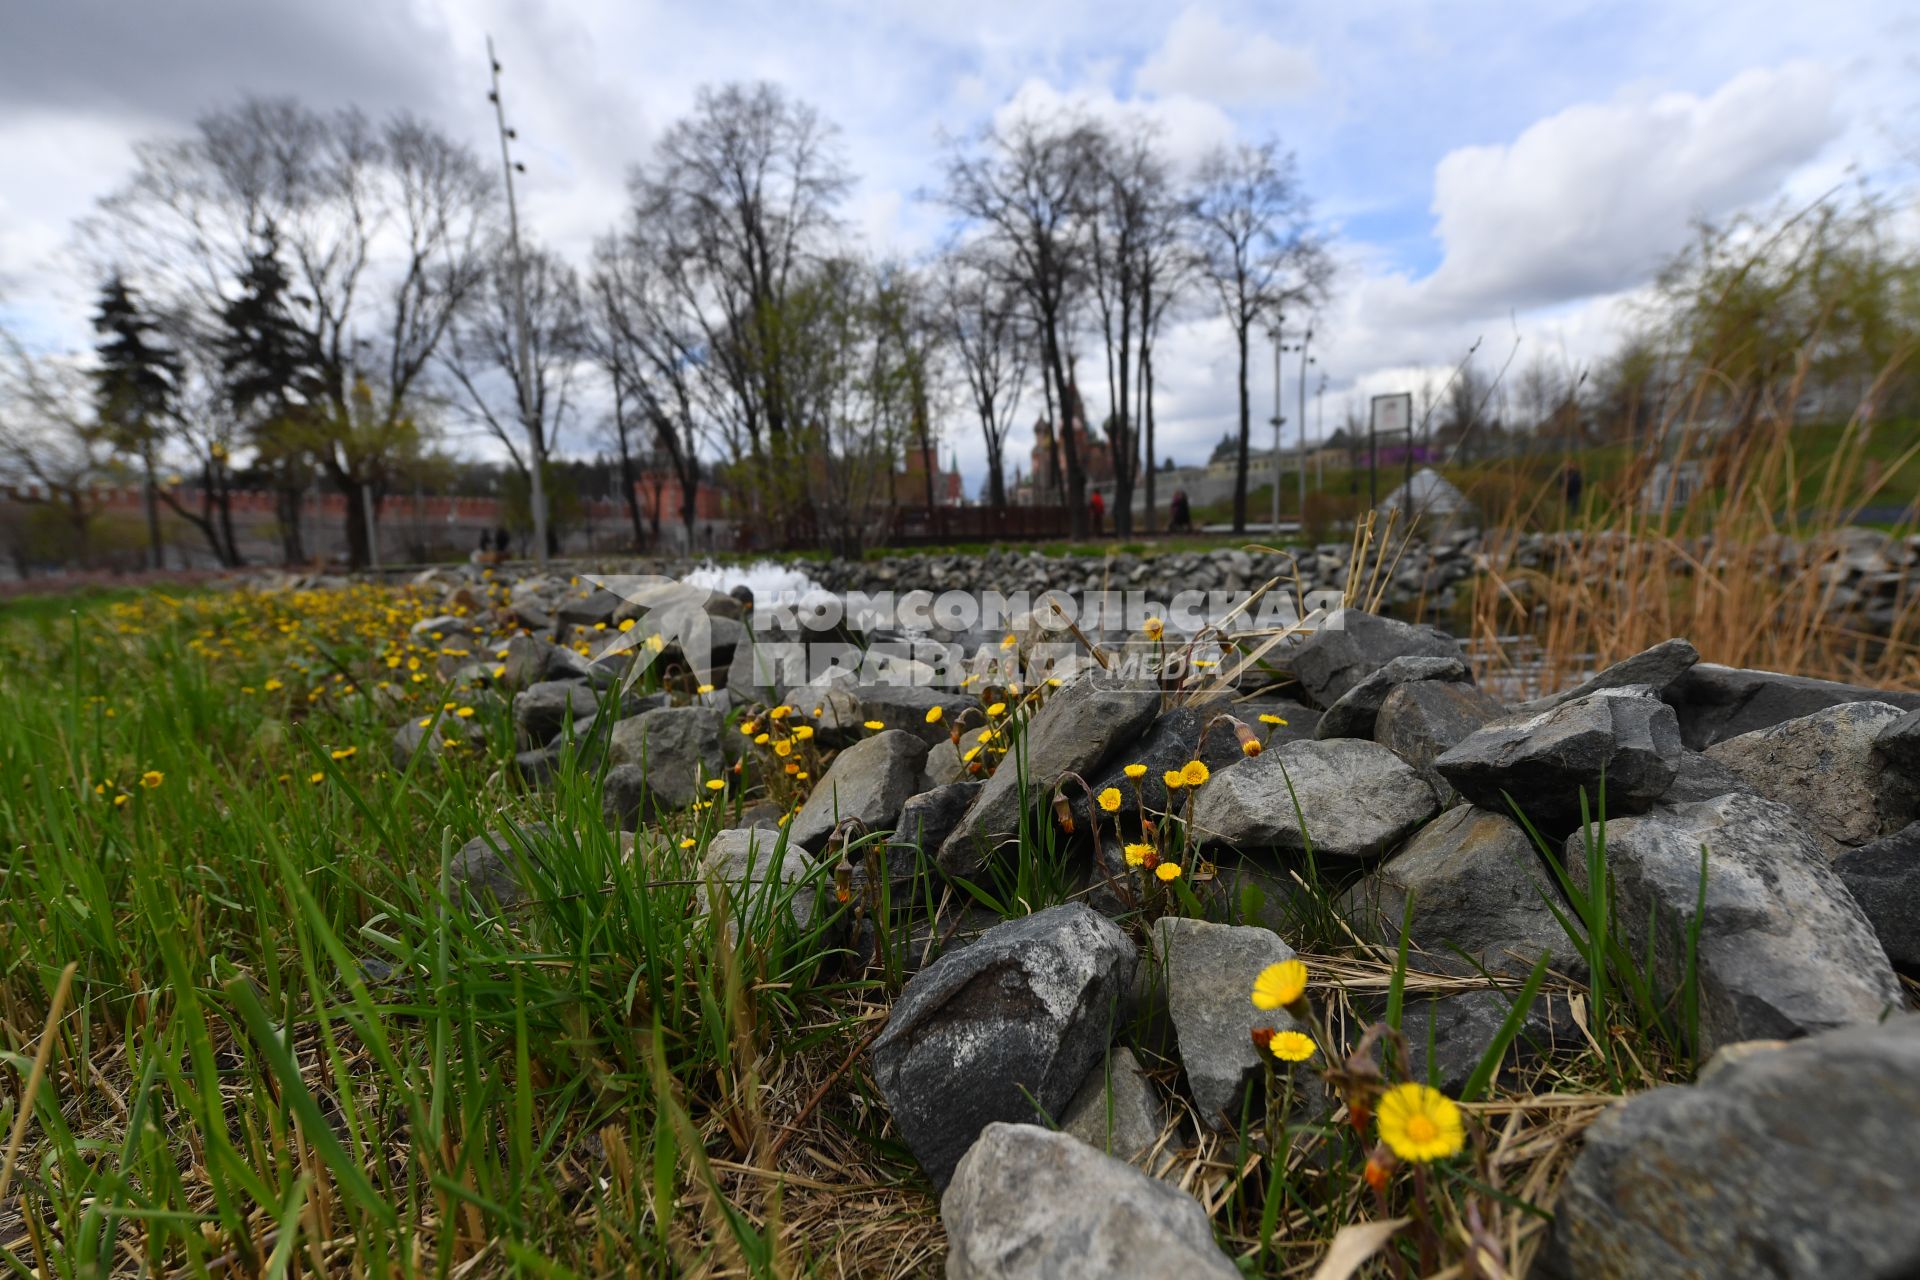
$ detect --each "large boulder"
[938,675,1162,878]
[786,729,928,851]
[1315,654,1474,740]
[1662,662,1920,750]
[1188,738,1438,861]
[1511,638,1699,715]
[1339,805,1579,977]
[1435,689,1682,834]
[606,706,725,813]
[1550,1017,1920,1280]
[1375,679,1509,807]
[942,1123,1238,1280]
[1571,793,1902,1055]
[1286,607,1465,709]
[870,904,1136,1189]
[1834,822,1920,969]
[1146,917,1311,1132]
[1705,701,1918,847]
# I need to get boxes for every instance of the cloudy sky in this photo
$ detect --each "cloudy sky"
[2,0,1914,492]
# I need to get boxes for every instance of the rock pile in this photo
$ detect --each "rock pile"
[393,562,1920,1277]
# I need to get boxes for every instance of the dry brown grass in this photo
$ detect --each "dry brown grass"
[1465,397,1920,698]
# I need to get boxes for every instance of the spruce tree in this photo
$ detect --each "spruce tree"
[91,274,178,568]
[215,226,320,564]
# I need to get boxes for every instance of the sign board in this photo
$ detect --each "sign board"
[1369,392,1412,438]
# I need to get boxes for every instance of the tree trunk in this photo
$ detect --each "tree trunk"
[141,444,163,569]
[1043,316,1086,539]
[679,471,699,554]
[1232,327,1251,534]
[1140,281,1156,533]
[340,477,371,570]
[277,481,306,565]
[985,431,1007,509]
[215,470,242,565]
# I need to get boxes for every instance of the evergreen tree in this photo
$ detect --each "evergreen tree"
[215,226,319,563]
[91,274,178,568]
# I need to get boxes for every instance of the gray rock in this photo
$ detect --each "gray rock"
[1876,706,1920,774]
[449,823,551,909]
[1376,679,1509,806]
[937,675,1163,878]
[1188,738,1438,861]
[1234,696,1323,739]
[390,711,483,768]
[1550,1016,1920,1280]
[556,587,622,627]
[1512,638,1699,715]
[694,826,818,932]
[635,602,746,678]
[870,904,1136,1189]
[1147,916,1310,1132]
[1339,806,1580,977]
[725,634,797,701]
[1706,701,1918,847]
[600,763,650,831]
[1315,654,1473,740]
[1658,750,1758,804]
[1662,662,1920,750]
[1059,1047,1170,1170]
[860,781,980,898]
[512,680,604,749]
[606,706,725,813]
[857,682,978,749]
[942,1123,1238,1280]
[1435,689,1682,834]
[502,634,554,690]
[787,729,929,851]
[1064,705,1249,830]
[923,725,991,787]
[1834,822,1920,968]
[1398,989,1582,1094]
[1286,607,1465,708]
[1571,793,1903,1055]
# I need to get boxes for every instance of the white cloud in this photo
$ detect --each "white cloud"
[1415,62,1842,318]
[993,77,1237,176]
[1135,8,1319,106]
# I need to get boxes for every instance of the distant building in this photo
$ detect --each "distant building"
[1025,380,1114,502]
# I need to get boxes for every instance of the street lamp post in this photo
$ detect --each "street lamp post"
[487,36,546,565]
[1295,323,1313,521]
[1270,328,1284,535]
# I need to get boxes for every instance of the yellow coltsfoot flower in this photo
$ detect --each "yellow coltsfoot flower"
[1376,1083,1465,1164]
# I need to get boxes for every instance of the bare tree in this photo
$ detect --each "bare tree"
[938,250,1029,509]
[628,82,850,520]
[1086,130,1179,537]
[443,242,584,555]
[0,330,124,564]
[91,98,495,567]
[589,226,712,552]
[1187,141,1332,532]
[945,115,1104,537]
